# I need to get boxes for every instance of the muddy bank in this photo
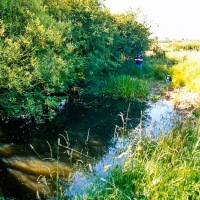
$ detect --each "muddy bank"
[149,82,200,113]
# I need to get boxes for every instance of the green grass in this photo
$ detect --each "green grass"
[82,74,150,101]
[82,110,200,200]
[102,74,149,100]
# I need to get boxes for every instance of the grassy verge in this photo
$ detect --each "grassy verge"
[167,51,200,95]
[82,107,200,200]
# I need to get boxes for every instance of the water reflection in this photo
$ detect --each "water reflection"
[0,96,148,199]
[66,99,179,198]
[143,99,180,136]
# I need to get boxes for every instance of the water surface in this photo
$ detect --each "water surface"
[0,96,148,199]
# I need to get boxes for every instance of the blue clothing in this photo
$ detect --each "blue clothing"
[165,75,172,83]
[136,63,143,71]
[135,54,143,65]
[135,53,143,71]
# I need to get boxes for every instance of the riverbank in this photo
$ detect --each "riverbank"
[149,81,200,113]
[78,82,200,200]
[1,80,199,199]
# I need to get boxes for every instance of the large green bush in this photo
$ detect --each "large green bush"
[0,0,151,121]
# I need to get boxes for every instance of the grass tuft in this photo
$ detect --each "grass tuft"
[102,74,149,100]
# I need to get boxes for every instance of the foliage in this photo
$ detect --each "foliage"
[133,41,176,81]
[0,0,76,121]
[0,0,151,121]
[151,65,169,80]
[141,55,173,81]
[81,50,176,100]
[112,12,151,59]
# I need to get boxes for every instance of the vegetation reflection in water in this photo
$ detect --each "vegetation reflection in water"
[66,98,180,198]
[0,96,148,199]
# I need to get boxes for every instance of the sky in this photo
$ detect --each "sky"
[104,0,200,40]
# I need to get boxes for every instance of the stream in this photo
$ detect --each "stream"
[0,96,179,199]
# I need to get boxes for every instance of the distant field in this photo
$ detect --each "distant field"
[166,50,200,62]
[159,40,200,52]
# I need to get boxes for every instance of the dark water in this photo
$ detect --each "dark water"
[0,96,149,199]
[66,98,179,197]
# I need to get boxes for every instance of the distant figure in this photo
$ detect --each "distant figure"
[135,52,143,71]
[165,75,172,83]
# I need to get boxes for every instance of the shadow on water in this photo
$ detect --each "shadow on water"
[66,99,180,198]
[0,96,148,199]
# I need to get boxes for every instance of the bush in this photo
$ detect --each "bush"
[0,0,151,121]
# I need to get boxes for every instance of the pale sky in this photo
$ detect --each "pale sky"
[104,0,200,40]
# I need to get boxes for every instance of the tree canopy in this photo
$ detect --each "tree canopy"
[0,0,151,121]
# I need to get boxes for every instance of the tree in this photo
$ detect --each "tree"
[0,0,151,122]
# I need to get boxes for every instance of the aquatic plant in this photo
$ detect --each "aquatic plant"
[30,132,96,199]
[29,139,72,199]
[102,74,149,100]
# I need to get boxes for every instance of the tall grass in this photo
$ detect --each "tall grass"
[33,138,69,200]
[166,51,200,94]
[166,40,200,51]
[83,110,200,200]
[102,74,149,100]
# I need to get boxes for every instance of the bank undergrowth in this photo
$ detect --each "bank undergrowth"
[82,48,175,101]
[82,108,200,200]
[0,0,151,122]
[167,51,200,95]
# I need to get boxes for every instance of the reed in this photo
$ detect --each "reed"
[102,74,149,100]
[83,108,200,200]
[35,138,68,200]
[32,134,95,199]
